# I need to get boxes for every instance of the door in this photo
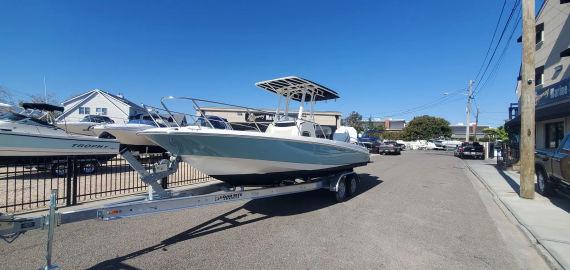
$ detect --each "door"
[555,136,570,184]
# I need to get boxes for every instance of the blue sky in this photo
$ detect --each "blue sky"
[0,1,541,126]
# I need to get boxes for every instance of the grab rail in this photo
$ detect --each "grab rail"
[156,96,331,139]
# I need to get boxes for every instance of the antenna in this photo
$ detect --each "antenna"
[43,76,48,103]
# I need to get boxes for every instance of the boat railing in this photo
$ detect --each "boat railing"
[156,97,331,138]
[143,101,266,132]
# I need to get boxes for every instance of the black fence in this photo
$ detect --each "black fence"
[0,154,213,213]
[497,144,520,168]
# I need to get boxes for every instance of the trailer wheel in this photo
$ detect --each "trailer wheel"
[81,161,98,175]
[334,177,348,203]
[51,163,67,178]
[347,175,358,197]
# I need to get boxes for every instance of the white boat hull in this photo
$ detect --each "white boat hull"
[0,131,120,157]
[93,124,157,146]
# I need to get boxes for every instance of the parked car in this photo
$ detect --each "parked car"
[385,140,406,150]
[359,137,380,154]
[378,142,401,155]
[455,142,485,159]
[535,133,570,196]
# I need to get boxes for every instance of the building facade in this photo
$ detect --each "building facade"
[56,89,146,124]
[198,107,341,135]
[450,124,490,140]
[507,1,570,149]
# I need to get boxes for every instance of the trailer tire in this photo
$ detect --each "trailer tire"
[51,163,67,178]
[347,175,358,197]
[536,167,554,196]
[81,161,98,175]
[334,177,348,203]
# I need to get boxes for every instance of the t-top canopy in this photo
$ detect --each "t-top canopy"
[21,103,64,112]
[255,76,340,102]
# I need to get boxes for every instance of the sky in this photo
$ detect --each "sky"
[0,0,543,127]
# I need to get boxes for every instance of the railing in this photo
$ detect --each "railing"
[0,154,213,213]
[152,96,331,139]
[497,144,520,168]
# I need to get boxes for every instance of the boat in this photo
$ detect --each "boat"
[56,115,115,136]
[140,76,370,186]
[92,112,176,153]
[0,103,119,162]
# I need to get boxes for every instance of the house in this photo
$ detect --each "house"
[56,89,146,124]
[366,118,407,131]
[506,0,570,149]
[450,123,490,140]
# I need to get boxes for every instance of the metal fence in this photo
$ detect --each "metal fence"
[497,144,520,168]
[0,154,213,213]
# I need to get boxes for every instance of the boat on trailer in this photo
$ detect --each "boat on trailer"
[140,76,370,186]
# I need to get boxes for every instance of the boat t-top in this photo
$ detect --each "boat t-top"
[140,76,370,186]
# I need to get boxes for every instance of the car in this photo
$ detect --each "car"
[359,136,381,154]
[378,142,401,155]
[455,142,485,159]
[535,133,570,196]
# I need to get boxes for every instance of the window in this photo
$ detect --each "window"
[536,23,544,44]
[96,107,108,115]
[78,107,90,115]
[545,122,564,148]
[535,66,544,86]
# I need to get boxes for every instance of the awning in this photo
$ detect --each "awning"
[255,76,340,102]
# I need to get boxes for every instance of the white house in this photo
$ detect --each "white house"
[56,89,146,124]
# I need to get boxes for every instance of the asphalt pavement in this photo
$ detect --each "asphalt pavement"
[0,151,549,269]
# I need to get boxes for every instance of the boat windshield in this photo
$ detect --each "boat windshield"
[81,115,114,123]
[0,112,59,129]
[196,116,232,130]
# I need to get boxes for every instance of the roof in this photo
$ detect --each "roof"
[255,76,340,102]
[63,89,143,110]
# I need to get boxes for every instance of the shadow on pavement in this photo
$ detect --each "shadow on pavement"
[86,173,382,270]
[490,164,570,214]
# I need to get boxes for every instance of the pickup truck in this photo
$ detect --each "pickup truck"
[535,133,570,196]
[455,142,485,160]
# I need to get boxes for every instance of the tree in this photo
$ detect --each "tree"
[344,111,364,133]
[401,115,451,140]
[0,86,14,105]
[483,126,509,142]
[383,131,403,140]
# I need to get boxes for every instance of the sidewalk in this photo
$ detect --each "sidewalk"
[465,159,570,269]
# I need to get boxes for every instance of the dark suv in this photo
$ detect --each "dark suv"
[535,133,570,196]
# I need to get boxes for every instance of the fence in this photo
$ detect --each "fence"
[497,144,520,168]
[0,154,213,213]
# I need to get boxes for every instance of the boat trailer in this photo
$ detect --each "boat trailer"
[0,149,360,270]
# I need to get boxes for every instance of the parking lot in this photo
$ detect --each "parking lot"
[0,151,548,269]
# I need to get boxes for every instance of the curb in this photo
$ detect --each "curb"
[464,161,564,270]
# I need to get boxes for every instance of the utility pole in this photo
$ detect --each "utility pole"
[465,80,474,142]
[474,106,479,142]
[520,0,536,199]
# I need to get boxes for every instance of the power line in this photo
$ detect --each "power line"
[371,90,466,119]
[473,0,508,83]
[473,6,522,98]
[474,0,521,93]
